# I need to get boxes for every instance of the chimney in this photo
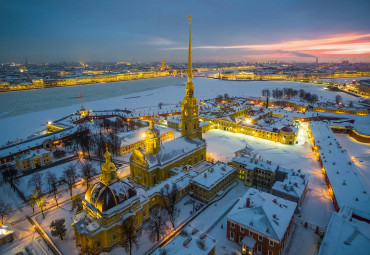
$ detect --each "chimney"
[246,198,250,207]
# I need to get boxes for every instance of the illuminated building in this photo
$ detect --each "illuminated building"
[72,146,150,254]
[189,162,236,202]
[15,149,52,171]
[129,16,206,188]
[227,189,296,255]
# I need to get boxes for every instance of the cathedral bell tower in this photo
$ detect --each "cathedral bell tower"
[145,117,161,155]
[100,144,117,185]
[181,15,202,140]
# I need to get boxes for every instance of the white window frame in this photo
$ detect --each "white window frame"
[269,240,274,247]
[258,235,263,241]
[240,227,244,233]
[249,231,253,237]
[230,231,234,239]
[268,250,273,255]
[231,222,235,228]
[257,245,262,252]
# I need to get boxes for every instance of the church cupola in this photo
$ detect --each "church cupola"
[145,117,161,155]
[100,144,117,185]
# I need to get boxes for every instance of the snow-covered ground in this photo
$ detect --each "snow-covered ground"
[17,158,101,198]
[102,195,203,255]
[0,219,50,255]
[0,77,362,146]
[35,201,77,255]
[335,134,370,186]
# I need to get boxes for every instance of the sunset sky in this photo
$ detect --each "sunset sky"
[1,0,370,63]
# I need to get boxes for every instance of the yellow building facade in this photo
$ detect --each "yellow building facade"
[73,146,150,254]
[129,16,207,188]
[15,149,52,171]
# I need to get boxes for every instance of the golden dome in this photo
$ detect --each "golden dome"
[84,180,137,212]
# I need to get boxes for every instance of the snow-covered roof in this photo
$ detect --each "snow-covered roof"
[309,121,370,220]
[190,162,236,190]
[227,188,296,242]
[15,148,50,161]
[146,167,198,197]
[0,224,14,237]
[152,225,216,255]
[272,169,309,199]
[117,125,171,148]
[138,137,206,170]
[319,207,370,255]
[232,155,279,173]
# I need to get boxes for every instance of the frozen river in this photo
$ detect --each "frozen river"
[0,77,365,146]
[0,77,186,118]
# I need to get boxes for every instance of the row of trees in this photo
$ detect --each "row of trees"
[25,162,97,218]
[261,88,319,104]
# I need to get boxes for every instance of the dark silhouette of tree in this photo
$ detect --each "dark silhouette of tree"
[45,171,57,193]
[71,194,83,214]
[335,95,343,105]
[50,219,67,240]
[61,164,78,197]
[27,172,43,191]
[160,183,179,228]
[121,217,140,255]
[145,206,169,242]
[1,164,19,191]
[81,163,97,190]
[0,199,11,224]
[158,102,164,109]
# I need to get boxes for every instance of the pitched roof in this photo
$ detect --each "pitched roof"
[227,188,296,241]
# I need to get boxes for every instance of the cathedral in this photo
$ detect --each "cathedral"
[130,16,207,188]
[73,16,206,254]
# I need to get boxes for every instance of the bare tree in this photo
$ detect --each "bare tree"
[30,187,46,218]
[27,172,43,191]
[145,206,169,242]
[121,217,140,255]
[81,163,97,190]
[0,199,11,224]
[335,95,343,105]
[45,171,57,193]
[158,102,164,109]
[61,164,78,197]
[51,182,59,207]
[1,164,19,191]
[71,193,83,214]
[160,183,179,228]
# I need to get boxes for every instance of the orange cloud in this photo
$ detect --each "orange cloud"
[167,33,370,57]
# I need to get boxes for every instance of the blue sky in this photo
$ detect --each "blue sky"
[1,0,370,63]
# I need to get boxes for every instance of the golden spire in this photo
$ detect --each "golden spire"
[187,15,192,83]
[186,15,194,98]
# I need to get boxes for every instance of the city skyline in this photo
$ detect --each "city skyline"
[1,0,370,63]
